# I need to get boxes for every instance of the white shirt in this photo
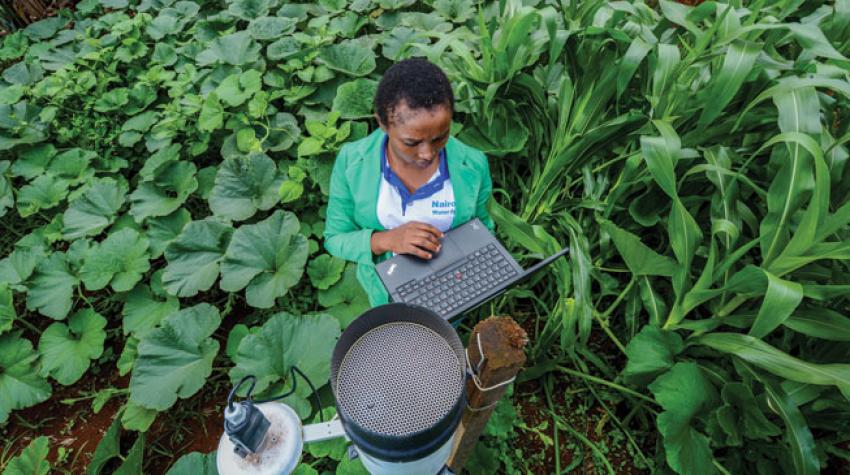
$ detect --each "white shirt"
[376,134,455,233]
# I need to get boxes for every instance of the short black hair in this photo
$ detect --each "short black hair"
[374,58,454,127]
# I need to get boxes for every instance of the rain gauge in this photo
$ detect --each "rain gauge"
[217,303,467,475]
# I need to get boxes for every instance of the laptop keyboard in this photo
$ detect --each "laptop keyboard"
[396,243,519,316]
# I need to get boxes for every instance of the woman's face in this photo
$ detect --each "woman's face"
[377,100,452,171]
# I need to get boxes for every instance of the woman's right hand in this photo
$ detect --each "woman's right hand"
[371,222,444,259]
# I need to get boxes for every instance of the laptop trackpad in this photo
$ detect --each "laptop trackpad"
[428,234,464,272]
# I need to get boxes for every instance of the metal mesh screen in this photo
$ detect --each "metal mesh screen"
[335,322,464,437]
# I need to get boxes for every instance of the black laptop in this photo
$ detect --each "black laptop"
[375,218,569,320]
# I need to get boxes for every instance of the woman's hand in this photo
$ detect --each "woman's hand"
[371,222,444,259]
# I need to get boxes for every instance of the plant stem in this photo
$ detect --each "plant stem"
[556,365,658,406]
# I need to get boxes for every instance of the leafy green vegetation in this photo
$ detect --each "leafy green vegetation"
[0,0,849,473]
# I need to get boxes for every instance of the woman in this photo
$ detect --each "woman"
[323,58,495,308]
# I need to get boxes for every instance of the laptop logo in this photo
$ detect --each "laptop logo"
[387,263,397,275]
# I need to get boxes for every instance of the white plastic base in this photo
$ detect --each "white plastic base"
[217,403,303,475]
[357,433,455,475]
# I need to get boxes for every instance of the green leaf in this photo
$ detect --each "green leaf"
[0,332,52,423]
[129,161,198,223]
[145,208,191,259]
[114,433,144,475]
[63,177,128,239]
[122,285,180,337]
[649,363,718,475]
[129,303,221,411]
[16,174,69,218]
[87,418,120,475]
[38,309,106,385]
[209,153,285,222]
[792,23,847,60]
[617,37,652,98]
[715,382,780,445]
[319,41,376,77]
[248,16,297,40]
[697,41,761,127]
[26,251,78,320]
[602,220,678,276]
[0,246,44,286]
[198,92,224,132]
[220,210,309,308]
[783,306,850,341]
[0,284,13,334]
[94,87,130,112]
[165,452,218,475]
[121,400,157,432]
[162,218,233,297]
[318,263,370,328]
[80,228,150,292]
[623,325,683,385]
[748,270,803,339]
[332,78,378,119]
[197,31,262,66]
[696,333,850,398]
[278,180,304,203]
[230,312,340,398]
[216,70,262,107]
[2,436,50,475]
[307,254,346,290]
[11,143,56,179]
[743,366,820,475]
[139,144,182,181]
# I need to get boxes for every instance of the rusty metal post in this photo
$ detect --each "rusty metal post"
[447,316,527,473]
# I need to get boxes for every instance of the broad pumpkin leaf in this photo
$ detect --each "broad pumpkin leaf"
[122,284,180,337]
[47,148,96,185]
[146,12,183,40]
[63,177,128,239]
[129,303,221,411]
[26,251,78,320]
[94,87,130,112]
[380,26,428,61]
[227,0,273,19]
[80,228,151,292]
[264,112,301,152]
[0,283,14,334]
[2,435,50,475]
[0,245,45,286]
[318,263,370,328]
[332,78,378,119]
[307,254,345,290]
[318,41,376,77]
[11,143,56,179]
[248,16,297,40]
[0,160,12,218]
[129,161,198,223]
[198,92,224,132]
[16,174,69,218]
[649,363,719,475]
[209,153,285,222]
[220,210,309,308]
[121,400,157,432]
[162,218,233,297]
[230,312,340,398]
[145,207,191,259]
[139,143,181,181]
[623,325,683,385]
[165,451,218,475]
[215,70,262,107]
[196,31,261,66]
[0,332,52,423]
[38,308,107,385]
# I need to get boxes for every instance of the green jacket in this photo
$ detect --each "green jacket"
[324,128,495,306]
